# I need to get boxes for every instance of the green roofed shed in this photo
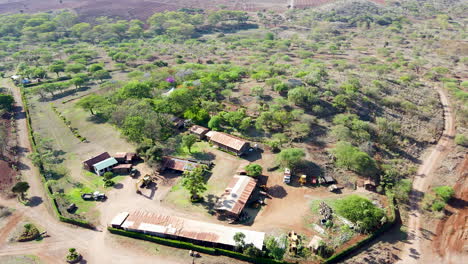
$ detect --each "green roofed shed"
[93,157,118,175]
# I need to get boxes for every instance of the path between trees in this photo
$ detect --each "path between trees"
[397,85,456,263]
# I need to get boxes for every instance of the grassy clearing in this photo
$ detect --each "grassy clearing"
[175,141,210,158]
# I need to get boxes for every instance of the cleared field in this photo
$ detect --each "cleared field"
[0,0,352,21]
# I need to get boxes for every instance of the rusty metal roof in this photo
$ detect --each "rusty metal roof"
[162,156,201,172]
[207,132,248,152]
[189,125,209,135]
[215,175,257,216]
[83,152,111,168]
[118,211,265,249]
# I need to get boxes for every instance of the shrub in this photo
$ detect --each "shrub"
[245,164,263,177]
[431,200,446,212]
[433,186,455,202]
[454,134,468,146]
[335,195,385,233]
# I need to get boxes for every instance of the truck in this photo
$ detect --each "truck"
[283,168,291,184]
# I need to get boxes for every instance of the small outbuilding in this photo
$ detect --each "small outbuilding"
[113,163,133,174]
[160,156,204,173]
[308,235,323,253]
[114,152,138,164]
[93,157,118,176]
[189,125,210,139]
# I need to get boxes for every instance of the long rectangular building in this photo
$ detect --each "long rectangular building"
[206,131,250,156]
[110,211,265,250]
[215,175,257,218]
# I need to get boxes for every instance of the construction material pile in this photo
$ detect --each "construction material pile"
[319,202,332,220]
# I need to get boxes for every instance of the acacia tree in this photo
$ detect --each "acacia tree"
[233,232,246,250]
[76,94,107,115]
[181,165,207,201]
[12,181,30,200]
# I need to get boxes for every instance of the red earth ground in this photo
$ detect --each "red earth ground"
[0,112,15,193]
[0,0,387,21]
[433,154,468,263]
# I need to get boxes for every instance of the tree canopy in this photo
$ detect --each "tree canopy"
[335,195,385,233]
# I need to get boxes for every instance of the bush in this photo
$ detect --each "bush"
[431,200,446,212]
[245,164,263,177]
[454,134,468,146]
[433,186,455,202]
[335,195,385,233]
[18,223,40,242]
[331,141,378,176]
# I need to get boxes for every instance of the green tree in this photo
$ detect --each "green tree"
[276,148,305,169]
[12,181,30,200]
[77,94,107,115]
[118,81,152,99]
[65,63,86,74]
[335,195,385,233]
[265,236,286,260]
[182,134,197,153]
[0,94,14,111]
[93,69,111,83]
[122,116,145,143]
[208,115,222,130]
[233,232,246,250]
[331,141,377,176]
[49,63,65,77]
[433,186,455,202]
[245,164,263,177]
[181,165,207,200]
[71,77,85,89]
[103,171,114,180]
[88,63,104,73]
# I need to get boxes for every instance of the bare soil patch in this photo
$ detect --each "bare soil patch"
[433,154,468,262]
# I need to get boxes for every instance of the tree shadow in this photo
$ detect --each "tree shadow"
[26,196,43,207]
[113,183,124,189]
[191,151,216,161]
[448,197,468,209]
[243,148,263,162]
[86,113,107,124]
[267,185,287,199]
[200,194,219,215]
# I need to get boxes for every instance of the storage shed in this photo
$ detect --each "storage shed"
[83,152,111,171]
[206,131,250,156]
[189,125,209,139]
[93,157,118,176]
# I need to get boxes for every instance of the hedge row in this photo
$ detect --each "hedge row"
[50,104,87,142]
[324,197,399,264]
[20,89,94,230]
[107,228,287,264]
[22,76,72,87]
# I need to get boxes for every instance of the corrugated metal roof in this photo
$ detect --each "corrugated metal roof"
[215,175,257,216]
[117,211,265,250]
[208,132,248,152]
[189,125,209,135]
[83,152,111,168]
[162,156,201,172]
[93,157,118,171]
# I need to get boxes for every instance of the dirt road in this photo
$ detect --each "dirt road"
[397,85,456,263]
[0,79,190,264]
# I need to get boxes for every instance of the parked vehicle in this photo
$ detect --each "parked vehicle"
[283,168,291,184]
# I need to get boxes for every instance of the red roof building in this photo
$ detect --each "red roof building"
[83,152,111,171]
[215,175,257,218]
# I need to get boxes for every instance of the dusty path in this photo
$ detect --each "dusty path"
[397,85,456,263]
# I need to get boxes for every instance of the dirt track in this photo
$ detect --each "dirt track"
[397,85,456,263]
[0,79,188,263]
